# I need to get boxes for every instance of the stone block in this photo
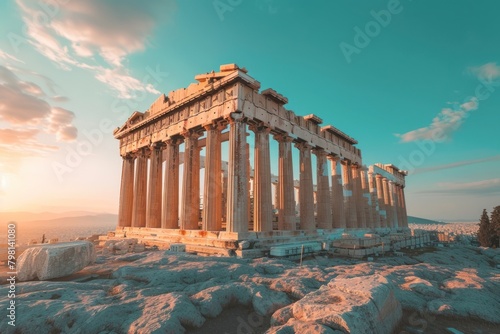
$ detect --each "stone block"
[17,241,96,281]
[170,243,186,252]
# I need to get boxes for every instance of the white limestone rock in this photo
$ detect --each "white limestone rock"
[290,274,402,334]
[17,241,96,281]
[266,319,340,334]
[252,289,292,316]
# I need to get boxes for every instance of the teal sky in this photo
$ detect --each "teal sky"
[0,0,499,221]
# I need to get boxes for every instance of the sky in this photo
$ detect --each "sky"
[0,0,499,221]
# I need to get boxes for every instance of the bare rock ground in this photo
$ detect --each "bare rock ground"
[1,245,499,333]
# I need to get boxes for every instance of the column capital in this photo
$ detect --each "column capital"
[327,154,341,162]
[249,122,271,134]
[294,141,312,152]
[225,112,245,124]
[312,147,328,157]
[150,141,165,150]
[165,136,182,146]
[273,133,294,143]
[181,129,202,140]
[203,121,226,132]
[340,159,351,166]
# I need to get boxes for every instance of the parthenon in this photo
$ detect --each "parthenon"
[113,64,408,255]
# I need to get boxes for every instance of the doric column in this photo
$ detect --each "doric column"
[296,142,315,230]
[360,167,373,228]
[382,177,393,228]
[162,138,181,229]
[375,175,387,228]
[400,186,408,227]
[226,113,249,234]
[368,172,381,228]
[327,155,345,228]
[351,164,366,228]
[132,148,149,227]
[146,142,164,228]
[342,160,357,228]
[221,170,228,223]
[251,123,273,232]
[395,184,404,229]
[180,130,201,230]
[275,134,296,231]
[118,154,135,227]
[389,181,399,228]
[203,123,223,231]
[313,148,332,229]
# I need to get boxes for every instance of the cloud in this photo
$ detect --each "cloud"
[469,62,500,82]
[0,65,77,166]
[16,0,175,98]
[0,49,24,63]
[413,155,500,175]
[396,97,478,143]
[419,178,500,196]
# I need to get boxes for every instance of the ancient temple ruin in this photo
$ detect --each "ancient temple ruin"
[113,64,409,256]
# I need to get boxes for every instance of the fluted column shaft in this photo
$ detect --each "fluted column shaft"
[342,161,357,228]
[351,165,366,228]
[203,123,223,231]
[389,181,399,228]
[296,142,315,230]
[180,130,201,230]
[162,138,180,229]
[360,168,373,228]
[368,172,381,228]
[276,134,296,231]
[375,175,387,228]
[382,177,393,228]
[132,149,148,227]
[226,113,249,234]
[118,155,135,227]
[314,149,332,229]
[328,156,346,228]
[146,143,163,228]
[252,124,273,232]
[400,186,408,227]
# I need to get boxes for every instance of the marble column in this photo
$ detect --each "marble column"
[342,161,357,228]
[296,142,315,230]
[360,167,373,228]
[400,186,408,227]
[221,170,228,223]
[162,138,181,229]
[146,142,164,228]
[389,181,399,228]
[132,148,148,228]
[368,172,381,228]
[252,124,273,232]
[226,113,249,234]
[180,130,201,230]
[382,177,393,228]
[203,123,223,231]
[118,154,135,227]
[276,134,296,231]
[395,184,404,229]
[351,164,366,228]
[375,175,387,228]
[327,155,345,228]
[313,148,332,229]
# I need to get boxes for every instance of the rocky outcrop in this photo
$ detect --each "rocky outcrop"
[17,241,96,281]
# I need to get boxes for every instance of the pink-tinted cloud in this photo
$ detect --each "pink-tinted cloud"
[16,0,175,98]
[469,62,500,82]
[396,97,478,143]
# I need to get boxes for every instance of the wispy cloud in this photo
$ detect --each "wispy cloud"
[396,97,478,143]
[419,178,500,196]
[413,155,500,175]
[469,62,500,82]
[16,0,175,98]
[0,65,77,171]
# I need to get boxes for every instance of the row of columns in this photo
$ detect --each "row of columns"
[118,114,408,233]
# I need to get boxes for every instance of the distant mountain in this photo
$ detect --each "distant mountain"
[0,211,113,223]
[407,216,445,225]
[20,213,118,225]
